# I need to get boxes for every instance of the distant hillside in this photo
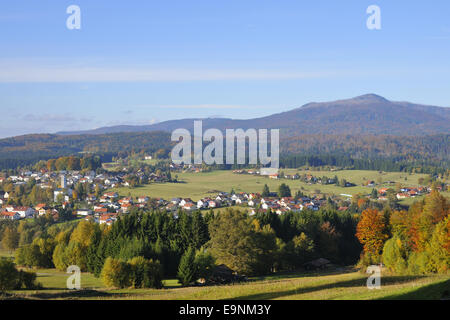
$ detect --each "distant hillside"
[0,131,172,169]
[1,94,449,170]
[58,94,450,136]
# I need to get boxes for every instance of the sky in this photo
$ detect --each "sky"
[0,0,450,138]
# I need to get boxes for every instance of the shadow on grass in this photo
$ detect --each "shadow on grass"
[378,279,450,300]
[10,289,120,300]
[250,267,356,282]
[228,275,425,300]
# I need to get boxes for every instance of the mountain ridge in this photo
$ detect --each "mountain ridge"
[57,94,450,136]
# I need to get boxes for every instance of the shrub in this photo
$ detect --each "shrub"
[101,257,131,289]
[101,256,163,289]
[194,249,216,282]
[382,237,408,274]
[0,258,40,292]
[128,256,163,289]
[0,259,20,292]
[17,270,41,290]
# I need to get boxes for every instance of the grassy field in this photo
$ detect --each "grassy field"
[5,266,449,300]
[2,247,448,300]
[110,169,438,202]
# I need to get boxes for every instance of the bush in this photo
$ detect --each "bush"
[101,257,131,289]
[0,258,40,292]
[17,270,41,290]
[357,252,380,270]
[52,243,69,271]
[128,256,163,289]
[0,259,20,292]
[382,237,408,274]
[194,249,216,282]
[101,256,163,289]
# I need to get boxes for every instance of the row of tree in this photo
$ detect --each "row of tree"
[356,191,449,274]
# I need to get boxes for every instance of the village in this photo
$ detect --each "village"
[0,164,437,226]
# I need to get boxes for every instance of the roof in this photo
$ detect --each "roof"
[1,211,19,217]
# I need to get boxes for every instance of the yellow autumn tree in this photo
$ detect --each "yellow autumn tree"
[356,209,389,264]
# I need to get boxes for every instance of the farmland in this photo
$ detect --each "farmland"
[109,169,439,202]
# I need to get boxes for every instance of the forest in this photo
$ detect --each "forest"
[1,191,448,290]
[0,132,448,172]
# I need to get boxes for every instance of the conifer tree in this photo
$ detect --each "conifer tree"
[177,247,196,286]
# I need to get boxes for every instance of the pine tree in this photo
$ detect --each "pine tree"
[278,183,291,197]
[371,188,378,199]
[177,247,196,286]
[262,184,270,197]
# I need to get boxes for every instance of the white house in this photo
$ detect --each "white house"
[77,209,93,216]
[248,200,258,207]
[182,203,196,211]
[137,196,149,204]
[179,198,194,207]
[197,200,207,209]
[13,207,35,218]
[208,200,218,208]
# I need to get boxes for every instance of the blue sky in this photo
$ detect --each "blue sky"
[0,0,449,138]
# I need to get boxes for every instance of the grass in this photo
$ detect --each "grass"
[6,267,449,300]
[110,169,434,202]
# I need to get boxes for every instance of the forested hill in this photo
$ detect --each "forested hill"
[0,131,448,170]
[1,94,449,170]
[0,131,172,169]
[58,94,450,136]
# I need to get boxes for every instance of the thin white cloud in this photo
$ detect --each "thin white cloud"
[142,104,253,110]
[0,61,337,83]
[103,119,159,126]
[21,113,91,123]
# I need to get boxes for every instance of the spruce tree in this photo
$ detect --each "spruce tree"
[177,247,196,286]
[262,184,270,197]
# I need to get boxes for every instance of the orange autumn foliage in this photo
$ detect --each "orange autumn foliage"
[356,209,389,256]
[406,190,449,252]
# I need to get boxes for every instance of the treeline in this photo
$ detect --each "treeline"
[38,155,102,172]
[2,192,448,290]
[0,131,172,170]
[4,207,362,288]
[0,132,448,172]
[280,154,450,175]
[281,134,450,162]
[356,190,449,274]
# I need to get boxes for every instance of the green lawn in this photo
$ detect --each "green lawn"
[110,169,433,202]
[6,267,449,300]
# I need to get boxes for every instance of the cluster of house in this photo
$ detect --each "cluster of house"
[170,163,203,173]
[70,192,325,226]
[158,192,322,216]
[0,197,73,221]
[232,170,344,185]
[0,168,171,203]
[75,192,156,225]
[377,186,431,200]
[0,205,36,221]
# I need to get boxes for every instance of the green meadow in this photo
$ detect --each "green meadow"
[3,264,449,300]
[110,169,435,202]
